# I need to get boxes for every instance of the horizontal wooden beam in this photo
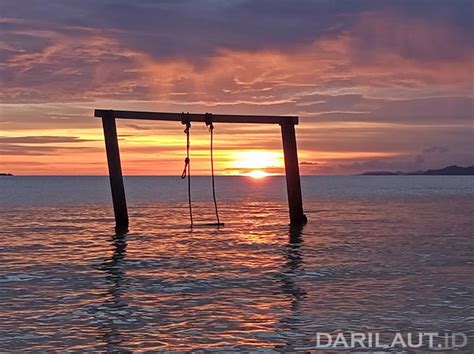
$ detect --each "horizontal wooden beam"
[94,109,298,125]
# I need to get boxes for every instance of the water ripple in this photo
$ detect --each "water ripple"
[0,196,473,351]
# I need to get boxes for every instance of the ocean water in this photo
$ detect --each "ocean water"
[0,176,473,351]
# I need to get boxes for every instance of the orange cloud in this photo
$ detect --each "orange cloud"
[1,9,473,175]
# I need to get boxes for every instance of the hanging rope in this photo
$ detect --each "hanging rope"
[205,113,222,226]
[181,114,193,227]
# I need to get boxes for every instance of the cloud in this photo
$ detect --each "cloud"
[125,123,157,131]
[4,0,468,62]
[0,144,99,156]
[422,145,450,154]
[0,135,99,156]
[335,144,473,174]
[303,95,474,124]
[349,9,473,64]
[1,0,473,174]
[1,0,472,104]
[337,155,425,173]
[223,167,284,175]
[0,136,96,143]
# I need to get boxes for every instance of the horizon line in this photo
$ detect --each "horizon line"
[2,174,352,177]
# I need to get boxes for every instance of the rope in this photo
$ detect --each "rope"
[208,122,221,225]
[181,116,193,227]
[180,112,221,228]
[206,113,222,226]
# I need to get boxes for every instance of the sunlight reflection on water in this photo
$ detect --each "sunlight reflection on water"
[0,177,473,350]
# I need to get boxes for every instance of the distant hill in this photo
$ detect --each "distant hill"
[361,165,474,176]
[423,165,474,175]
[360,171,397,175]
[0,173,14,176]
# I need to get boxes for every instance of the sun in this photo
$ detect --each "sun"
[229,151,283,178]
[245,170,270,179]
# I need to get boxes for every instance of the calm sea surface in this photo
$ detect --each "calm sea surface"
[1,176,473,351]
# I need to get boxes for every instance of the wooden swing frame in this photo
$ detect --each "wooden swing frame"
[94,109,307,228]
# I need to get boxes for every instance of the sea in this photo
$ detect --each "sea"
[0,176,473,351]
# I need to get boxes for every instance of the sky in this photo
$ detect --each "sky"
[0,0,473,175]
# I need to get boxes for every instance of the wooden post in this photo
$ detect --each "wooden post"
[102,111,129,229]
[281,122,307,225]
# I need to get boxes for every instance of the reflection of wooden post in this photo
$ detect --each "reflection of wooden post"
[281,122,307,225]
[102,111,128,229]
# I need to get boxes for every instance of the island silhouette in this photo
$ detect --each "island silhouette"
[360,165,474,176]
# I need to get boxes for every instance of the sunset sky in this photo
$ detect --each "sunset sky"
[1,0,473,175]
